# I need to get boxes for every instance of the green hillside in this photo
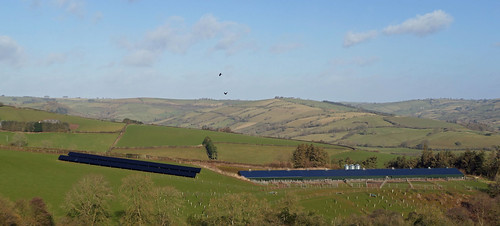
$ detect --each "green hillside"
[1,96,499,152]
[348,98,500,132]
[0,99,497,225]
[0,149,491,224]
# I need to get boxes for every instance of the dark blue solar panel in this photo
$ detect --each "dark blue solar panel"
[59,152,201,178]
[67,152,201,174]
[239,168,463,180]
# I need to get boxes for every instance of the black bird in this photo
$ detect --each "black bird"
[224,92,228,95]
[219,73,222,76]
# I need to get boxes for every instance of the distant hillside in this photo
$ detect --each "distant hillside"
[1,96,498,151]
[347,99,500,132]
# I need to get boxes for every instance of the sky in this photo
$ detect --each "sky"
[1,0,499,102]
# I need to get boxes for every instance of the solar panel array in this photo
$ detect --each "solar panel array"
[59,152,201,178]
[239,168,464,181]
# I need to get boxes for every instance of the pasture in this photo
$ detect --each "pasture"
[0,106,125,132]
[0,149,488,224]
[112,143,350,165]
[116,124,348,149]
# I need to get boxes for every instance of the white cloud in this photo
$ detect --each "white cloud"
[343,30,378,47]
[383,10,453,36]
[269,42,302,54]
[122,14,251,66]
[0,35,25,66]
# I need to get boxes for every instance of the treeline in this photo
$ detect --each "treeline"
[386,146,500,180]
[0,121,70,132]
[201,125,232,133]
[0,196,54,226]
[122,118,143,124]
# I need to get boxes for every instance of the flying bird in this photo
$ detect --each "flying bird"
[224,92,228,95]
[219,73,222,76]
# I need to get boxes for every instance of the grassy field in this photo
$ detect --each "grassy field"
[26,132,119,152]
[2,97,499,150]
[347,127,433,147]
[0,131,118,152]
[0,106,125,132]
[113,143,350,165]
[116,124,348,149]
[383,116,464,129]
[0,149,489,224]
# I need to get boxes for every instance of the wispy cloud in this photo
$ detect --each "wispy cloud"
[494,42,500,47]
[122,14,251,66]
[343,10,453,47]
[343,30,378,47]
[0,35,25,66]
[383,10,453,36]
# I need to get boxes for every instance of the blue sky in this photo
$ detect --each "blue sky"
[1,0,499,102]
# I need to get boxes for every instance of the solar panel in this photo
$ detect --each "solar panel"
[66,152,201,174]
[239,168,464,180]
[59,152,201,178]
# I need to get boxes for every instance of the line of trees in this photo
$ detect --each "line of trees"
[386,146,500,180]
[0,120,70,132]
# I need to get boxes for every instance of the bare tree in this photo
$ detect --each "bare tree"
[62,174,113,226]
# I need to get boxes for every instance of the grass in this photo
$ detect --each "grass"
[112,143,349,165]
[384,116,463,129]
[26,132,119,152]
[0,106,125,132]
[422,130,500,149]
[0,149,260,221]
[117,124,348,149]
[347,127,432,147]
[0,149,490,224]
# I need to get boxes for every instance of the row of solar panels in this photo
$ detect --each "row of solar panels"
[239,168,464,180]
[59,152,201,178]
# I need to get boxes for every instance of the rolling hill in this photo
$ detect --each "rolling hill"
[347,98,500,132]
[0,98,496,225]
[1,96,498,152]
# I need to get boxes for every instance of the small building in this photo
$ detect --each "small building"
[39,119,61,124]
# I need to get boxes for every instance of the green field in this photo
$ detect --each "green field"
[347,127,432,147]
[26,132,119,152]
[0,131,118,152]
[0,149,489,224]
[0,106,125,132]
[116,124,348,149]
[383,116,464,129]
[2,97,499,151]
[113,143,350,165]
